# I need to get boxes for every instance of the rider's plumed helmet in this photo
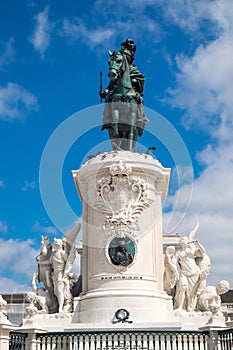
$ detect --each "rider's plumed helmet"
[121,38,136,64]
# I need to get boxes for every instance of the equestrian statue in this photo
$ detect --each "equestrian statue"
[100,38,148,152]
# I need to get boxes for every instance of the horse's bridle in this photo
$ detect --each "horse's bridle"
[108,52,125,78]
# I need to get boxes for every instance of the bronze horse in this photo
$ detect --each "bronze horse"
[102,51,146,151]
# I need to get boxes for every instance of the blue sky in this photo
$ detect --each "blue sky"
[0,0,233,293]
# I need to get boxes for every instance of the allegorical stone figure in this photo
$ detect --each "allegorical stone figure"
[33,224,80,314]
[163,246,179,297]
[162,223,213,315]
[163,228,228,317]
[50,238,69,313]
[26,290,48,314]
[0,295,8,322]
[100,38,148,151]
[195,243,211,296]
[197,280,230,316]
[37,236,53,290]
[174,237,203,313]
[50,236,78,313]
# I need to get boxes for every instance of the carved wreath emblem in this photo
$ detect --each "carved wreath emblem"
[94,162,152,235]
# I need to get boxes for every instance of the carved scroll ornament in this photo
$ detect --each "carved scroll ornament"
[94,162,152,236]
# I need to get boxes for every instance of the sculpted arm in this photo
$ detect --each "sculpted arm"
[193,240,205,256]
[130,66,145,93]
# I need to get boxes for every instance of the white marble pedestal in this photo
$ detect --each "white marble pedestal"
[72,151,178,326]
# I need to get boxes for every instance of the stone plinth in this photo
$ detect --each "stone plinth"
[72,151,177,325]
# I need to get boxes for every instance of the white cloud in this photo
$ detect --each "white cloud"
[0,238,38,291]
[162,0,233,288]
[167,33,233,137]
[61,18,115,47]
[32,220,58,235]
[21,180,36,191]
[27,0,37,8]
[151,0,232,39]
[164,142,233,287]
[95,0,155,8]
[207,0,233,32]
[164,0,233,138]
[0,224,81,293]
[0,277,30,294]
[161,0,215,34]
[0,82,38,121]
[28,7,54,58]
[60,2,162,49]
[0,37,15,70]
[0,180,5,188]
[0,221,8,233]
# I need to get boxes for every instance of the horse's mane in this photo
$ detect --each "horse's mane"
[110,51,132,90]
[121,54,132,90]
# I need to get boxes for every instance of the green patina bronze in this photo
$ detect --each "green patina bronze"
[100,39,148,152]
[108,236,135,267]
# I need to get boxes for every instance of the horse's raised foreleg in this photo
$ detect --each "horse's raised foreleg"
[112,109,119,137]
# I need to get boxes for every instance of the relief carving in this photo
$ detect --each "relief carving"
[94,161,152,237]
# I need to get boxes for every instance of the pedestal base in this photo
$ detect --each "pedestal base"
[72,151,173,326]
[72,289,176,325]
[18,312,227,332]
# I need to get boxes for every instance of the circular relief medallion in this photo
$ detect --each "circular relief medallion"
[108,236,135,267]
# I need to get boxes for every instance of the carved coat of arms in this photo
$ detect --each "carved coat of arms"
[94,162,152,237]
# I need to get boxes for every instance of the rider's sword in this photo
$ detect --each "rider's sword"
[100,71,103,103]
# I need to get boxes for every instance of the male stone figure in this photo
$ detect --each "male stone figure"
[163,229,227,318]
[50,239,67,313]
[50,227,80,313]
[197,280,230,316]
[33,224,80,314]
[26,291,48,314]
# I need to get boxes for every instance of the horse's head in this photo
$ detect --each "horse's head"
[108,50,132,91]
[40,235,51,255]
[41,235,50,245]
[108,51,124,82]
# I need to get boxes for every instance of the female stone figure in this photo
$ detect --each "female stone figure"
[174,237,203,314]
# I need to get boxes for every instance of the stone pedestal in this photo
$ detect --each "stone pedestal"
[0,295,18,350]
[72,151,178,326]
[0,323,18,350]
[0,318,18,350]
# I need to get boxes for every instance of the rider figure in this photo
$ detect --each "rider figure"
[120,38,145,98]
[99,39,148,151]
[99,38,145,103]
